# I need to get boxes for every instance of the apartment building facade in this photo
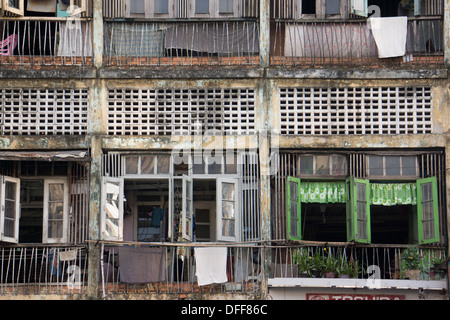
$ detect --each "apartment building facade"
[0,0,448,300]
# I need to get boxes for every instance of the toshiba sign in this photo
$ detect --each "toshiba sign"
[307,294,405,300]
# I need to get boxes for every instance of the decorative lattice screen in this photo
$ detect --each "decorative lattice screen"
[0,88,89,135]
[279,87,433,135]
[107,88,256,135]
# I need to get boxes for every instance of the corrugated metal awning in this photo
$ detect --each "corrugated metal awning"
[0,150,90,161]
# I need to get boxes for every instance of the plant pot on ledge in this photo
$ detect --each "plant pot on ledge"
[404,269,421,280]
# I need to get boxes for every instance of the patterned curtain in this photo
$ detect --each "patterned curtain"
[370,183,417,206]
[300,181,346,203]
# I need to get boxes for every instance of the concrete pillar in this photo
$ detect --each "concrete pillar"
[444,0,450,65]
[258,0,272,299]
[87,0,105,299]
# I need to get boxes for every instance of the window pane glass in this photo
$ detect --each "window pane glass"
[300,156,313,175]
[222,219,235,237]
[316,156,330,175]
[105,181,120,238]
[368,156,383,176]
[49,184,64,201]
[289,181,298,201]
[155,0,169,14]
[130,0,145,13]
[290,219,298,238]
[402,156,417,176]
[157,156,170,174]
[385,156,401,176]
[219,0,233,13]
[207,154,222,174]
[195,0,209,13]
[141,156,155,174]
[125,157,139,174]
[301,0,316,14]
[4,181,16,238]
[421,182,432,201]
[331,155,348,175]
[225,154,237,174]
[222,183,235,201]
[193,155,206,174]
[326,0,340,14]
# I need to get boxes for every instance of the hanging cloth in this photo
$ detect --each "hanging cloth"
[194,247,228,286]
[369,16,408,58]
[370,183,417,206]
[27,0,57,13]
[299,181,346,204]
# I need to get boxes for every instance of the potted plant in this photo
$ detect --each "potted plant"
[401,246,422,280]
[339,258,359,278]
[323,255,339,278]
[293,250,312,278]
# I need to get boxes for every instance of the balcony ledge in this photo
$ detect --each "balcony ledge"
[268,277,447,291]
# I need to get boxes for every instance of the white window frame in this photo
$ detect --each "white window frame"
[101,177,124,241]
[0,0,24,16]
[216,177,240,242]
[181,175,194,241]
[350,0,368,17]
[43,178,69,244]
[294,0,347,19]
[0,175,20,244]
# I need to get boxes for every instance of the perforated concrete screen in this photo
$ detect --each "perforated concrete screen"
[279,86,433,135]
[0,88,89,135]
[107,88,256,136]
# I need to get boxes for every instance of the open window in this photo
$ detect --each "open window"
[216,177,240,242]
[43,178,69,243]
[351,0,368,17]
[417,177,439,244]
[0,176,20,243]
[181,175,194,241]
[286,176,301,241]
[101,177,124,241]
[0,0,24,16]
[347,177,371,243]
[286,175,440,245]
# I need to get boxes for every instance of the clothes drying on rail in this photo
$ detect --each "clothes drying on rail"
[118,247,166,284]
[369,16,408,58]
[194,247,228,286]
[27,0,57,13]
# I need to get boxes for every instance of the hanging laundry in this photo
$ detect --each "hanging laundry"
[369,16,408,58]
[118,247,166,284]
[194,247,228,286]
[27,0,57,13]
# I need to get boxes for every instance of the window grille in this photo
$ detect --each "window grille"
[107,88,256,136]
[279,87,433,135]
[0,88,89,135]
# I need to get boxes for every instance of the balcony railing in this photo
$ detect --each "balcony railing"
[270,17,444,67]
[0,245,88,296]
[99,242,262,298]
[103,20,260,67]
[270,244,447,281]
[0,18,93,66]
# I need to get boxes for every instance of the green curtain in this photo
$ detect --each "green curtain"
[370,183,417,206]
[300,181,346,203]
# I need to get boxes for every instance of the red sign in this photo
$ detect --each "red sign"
[307,294,405,300]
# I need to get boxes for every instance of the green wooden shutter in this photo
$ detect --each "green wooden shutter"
[417,177,439,244]
[347,177,371,243]
[286,176,302,241]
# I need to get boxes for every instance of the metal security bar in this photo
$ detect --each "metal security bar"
[99,243,262,298]
[0,18,93,66]
[270,245,447,281]
[271,18,443,66]
[0,246,88,296]
[103,20,260,66]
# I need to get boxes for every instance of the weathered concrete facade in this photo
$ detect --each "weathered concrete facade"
[0,0,448,300]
